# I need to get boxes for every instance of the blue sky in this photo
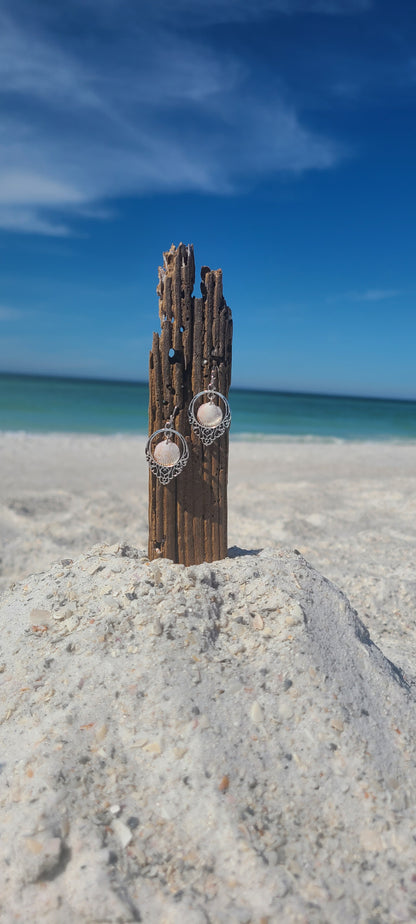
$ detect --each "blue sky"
[0,0,415,398]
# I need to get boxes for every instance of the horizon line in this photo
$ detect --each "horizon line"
[1,369,415,405]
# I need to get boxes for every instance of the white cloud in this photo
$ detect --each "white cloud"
[0,10,100,108]
[0,208,72,236]
[0,172,84,206]
[0,0,358,236]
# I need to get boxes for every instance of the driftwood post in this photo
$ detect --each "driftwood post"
[148,243,232,565]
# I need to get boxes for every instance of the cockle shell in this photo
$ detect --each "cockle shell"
[197,403,223,428]
[153,440,180,467]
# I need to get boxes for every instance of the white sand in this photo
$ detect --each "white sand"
[1,433,415,663]
[1,433,416,921]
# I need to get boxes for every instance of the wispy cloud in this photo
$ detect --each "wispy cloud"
[328,288,403,304]
[0,208,72,236]
[0,0,368,236]
[0,172,83,208]
[353,288,403,301]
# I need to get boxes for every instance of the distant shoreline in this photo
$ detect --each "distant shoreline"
[2,373,416,440]
[1,370,415,405]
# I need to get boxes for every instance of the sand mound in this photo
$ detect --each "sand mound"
[1,545,415,923]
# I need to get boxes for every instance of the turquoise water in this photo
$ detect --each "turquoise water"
[1,373,416,440]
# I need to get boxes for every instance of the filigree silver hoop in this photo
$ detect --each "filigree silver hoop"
[188,370,231,447]
[145,407,189,485]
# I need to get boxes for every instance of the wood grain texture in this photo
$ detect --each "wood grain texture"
[148,243,232,564]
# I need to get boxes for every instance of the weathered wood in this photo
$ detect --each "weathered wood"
[148,243,232,565]
[190,296,204,563]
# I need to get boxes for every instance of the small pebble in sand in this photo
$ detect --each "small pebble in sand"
[95,723,108,742]
[29,608,51,625]
[251,613,264,630]
[52,607,72,622]
[250,701,263,724]
[359,829,385,852]
[112,818,133,848]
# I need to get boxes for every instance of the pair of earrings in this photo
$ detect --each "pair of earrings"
[145,369,231,485]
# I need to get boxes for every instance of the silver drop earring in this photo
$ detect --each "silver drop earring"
[188,368,231,446]
[145,406,189,484]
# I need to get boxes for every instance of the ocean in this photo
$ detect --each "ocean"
[1,373,416,441]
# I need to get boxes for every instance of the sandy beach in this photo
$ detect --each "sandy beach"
[1,433,415,664]
[1,432,416,922]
